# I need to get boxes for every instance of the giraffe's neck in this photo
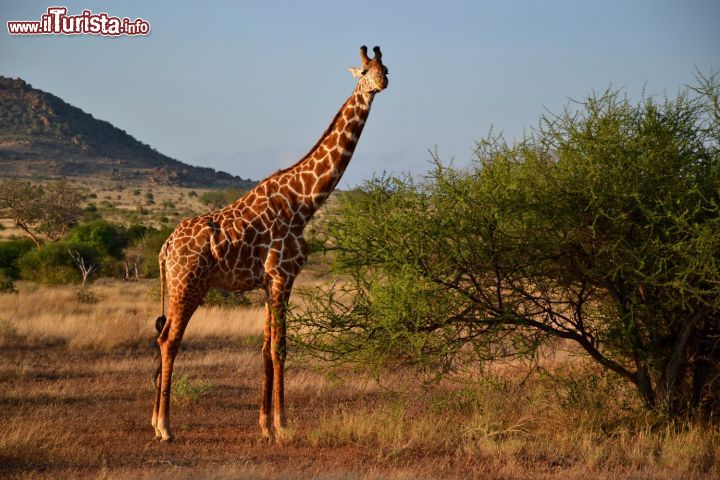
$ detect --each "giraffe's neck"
[269,84,375,223]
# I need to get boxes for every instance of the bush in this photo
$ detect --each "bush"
[0,238,35,279]
[291,74,720,421]
[0,272,17,294]
[74,287,99,304]
[66,220,127,259]
[125,224,150,244]
[203,288,256,309]
[136,226,173,278]
[199,188,245,210]
[18,241,100,284]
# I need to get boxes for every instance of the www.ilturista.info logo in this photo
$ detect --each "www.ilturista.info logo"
[7,7,150,36]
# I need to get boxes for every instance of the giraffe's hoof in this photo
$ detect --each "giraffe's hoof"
[152,416,161,439]
[260,426,273,441]
[274,425,294,443]
[156,421,174,442]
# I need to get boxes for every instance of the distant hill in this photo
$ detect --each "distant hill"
[0,76,255,189]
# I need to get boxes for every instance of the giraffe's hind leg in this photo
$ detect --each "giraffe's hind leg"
[154,289,204,442]
[152,315,167,438]
[268,279,293,439]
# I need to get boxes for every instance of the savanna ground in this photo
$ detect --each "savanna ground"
[1,273,718,479]
[0,180,212,240]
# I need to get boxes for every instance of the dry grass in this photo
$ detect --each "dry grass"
[0,279,718,479]
[0,279,264,350]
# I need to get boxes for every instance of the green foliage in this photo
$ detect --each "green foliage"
[0,272,17,294]
[125,224,151,244]
[66,220,127,259]
[291,74,720,420]
[136,226,173,278]
[0,238,35,279]
[203,288,256,309]
[171,373,213,403]
[199,188,246,210]
[18,241,100,284]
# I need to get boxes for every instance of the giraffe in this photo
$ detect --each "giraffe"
[151,45,389,442]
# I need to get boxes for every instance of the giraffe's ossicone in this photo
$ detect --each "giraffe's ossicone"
[151,45,389,442]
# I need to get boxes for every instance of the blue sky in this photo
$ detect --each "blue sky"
[2,0,719,186]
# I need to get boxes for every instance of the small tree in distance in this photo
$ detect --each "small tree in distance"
[291,72,720,421]
[68,248,96,289]
[0,181,43,247]
[0,180,83,246]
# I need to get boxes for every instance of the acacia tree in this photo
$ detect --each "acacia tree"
[0,180,83,245]
[291,75,720,420]
[38,181,84,241]
[0,180,43,247]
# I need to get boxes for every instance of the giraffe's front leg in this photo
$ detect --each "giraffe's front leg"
[259,302,273,440]
[269,296,289,439]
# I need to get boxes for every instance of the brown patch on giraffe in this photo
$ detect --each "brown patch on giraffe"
[337,132,355,151]
[323,132,338,148]
[243,228,257,245]
[301,172,316,188]
[288,176,303,195]
[284,237,300,259]
[315,145,328,157]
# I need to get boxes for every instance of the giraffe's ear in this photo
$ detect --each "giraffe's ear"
[347,67,363,78]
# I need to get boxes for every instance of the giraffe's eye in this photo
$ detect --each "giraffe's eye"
[361,70,368,76]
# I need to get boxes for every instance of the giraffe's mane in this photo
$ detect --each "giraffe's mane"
[258,90,357,181]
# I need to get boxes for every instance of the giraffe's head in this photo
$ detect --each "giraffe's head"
[347,46,389,94]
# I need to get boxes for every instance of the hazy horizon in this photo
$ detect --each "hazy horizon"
[2,0,719,185]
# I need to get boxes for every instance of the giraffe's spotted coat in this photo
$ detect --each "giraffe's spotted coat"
[151,46,389,442]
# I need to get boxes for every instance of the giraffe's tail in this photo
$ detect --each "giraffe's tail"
[158,244,167,318]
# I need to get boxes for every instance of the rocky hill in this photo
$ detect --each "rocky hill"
[0,76,255,189]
